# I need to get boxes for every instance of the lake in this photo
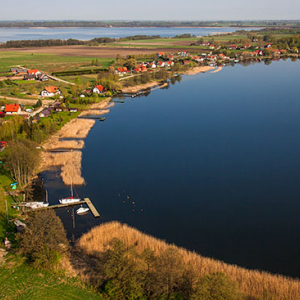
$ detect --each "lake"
[43,59,300,278]
[0,27,258,42]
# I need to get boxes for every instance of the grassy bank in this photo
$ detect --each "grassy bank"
[0,257,102,300]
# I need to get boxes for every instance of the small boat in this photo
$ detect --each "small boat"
[59,179,81,204]
[99,117,106,122]
[76,205,90,215]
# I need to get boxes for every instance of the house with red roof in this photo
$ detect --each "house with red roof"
[93,85,105,94]
[148,62,156,68]
[157,61,166,67]
[157,52,165,57]
[115,67,128,75]
[4,104,21,114]
[40,86,61,97]
[165,61,174,67]
[229,44,237,50]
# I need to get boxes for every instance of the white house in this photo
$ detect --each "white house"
[92,85,105,94]
[40,86,61,97]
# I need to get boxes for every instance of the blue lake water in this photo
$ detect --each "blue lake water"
[44,59,300,277]
[0,27,258,42]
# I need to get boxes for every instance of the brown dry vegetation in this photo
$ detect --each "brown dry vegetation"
[121,81,165,93]
[76,221,300,300]
[42,139,85,151]
[42,151,84,185]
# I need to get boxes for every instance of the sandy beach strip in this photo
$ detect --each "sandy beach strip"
[183,66,214,75]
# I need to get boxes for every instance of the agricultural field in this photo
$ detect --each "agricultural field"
[0,51,113,73]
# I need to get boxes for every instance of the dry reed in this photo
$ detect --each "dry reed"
[42,139,85,150]
[79,109,110,117]
[42,151,84,185]
[77,221,300,300]
[121,81,164,93]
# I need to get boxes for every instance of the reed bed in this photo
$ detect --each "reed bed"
[55,119,95,139]
[79,109,110,117]
[77,221,300,300]
[42,139,85,150]
[42,151,84,185]
[90,99,113,109]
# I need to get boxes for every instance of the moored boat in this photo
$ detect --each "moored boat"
[76,205,90,215]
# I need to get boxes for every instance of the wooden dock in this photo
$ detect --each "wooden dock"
[84,198,100,218]
[22,198,100,218]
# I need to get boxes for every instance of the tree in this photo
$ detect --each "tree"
[4,139,40,186]
[18,210,68,270]
[100,238,145,300]
[124,58,137,70]
[151,247,185,299]
[191,273,241,300]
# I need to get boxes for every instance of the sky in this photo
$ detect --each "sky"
[0,0,299,21]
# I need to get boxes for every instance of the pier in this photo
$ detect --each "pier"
[22,198,100,218]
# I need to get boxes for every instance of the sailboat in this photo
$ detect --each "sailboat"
[76,205,90,215]
[59,179,81,204]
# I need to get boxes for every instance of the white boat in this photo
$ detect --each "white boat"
[59,179,81,204]
[76,206,90,215]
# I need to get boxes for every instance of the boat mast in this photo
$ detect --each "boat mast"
[70,177,73,198]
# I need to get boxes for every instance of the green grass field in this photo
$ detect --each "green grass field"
[0,261,103,300]
[0,52,113,73]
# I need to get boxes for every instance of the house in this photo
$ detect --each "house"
[157,61,165,67]
[229,44,237,50]
[0,141,7,152]
[165,61,174,67]
[54,107,63,112]
[93,85,105,94]
[148,62,156,68]
[32,116,40,124]
[40,86,61,97]
[24,74,36,80]
[167,55,174,60]
[157,52,165,57]
[265,43,271,48]
[69,108,78,113]
[27,69,41,76]
[39,110,51,118]
[37,73,49,82]
[4,104,21,114]
[115,67,128,75]
[178,51,188,57]
[209,45,215,49]
[10,68,27,73]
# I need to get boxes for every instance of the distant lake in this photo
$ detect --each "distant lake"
[43,59,300,278]
[0,27,258,42]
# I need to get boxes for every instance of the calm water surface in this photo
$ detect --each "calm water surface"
[0,27,258,42]
[44,59,300,277]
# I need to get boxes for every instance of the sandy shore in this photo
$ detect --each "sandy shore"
[183,66,214,75]
[41,99,112,185]
[122,81,165,93]
[211,66,223,73]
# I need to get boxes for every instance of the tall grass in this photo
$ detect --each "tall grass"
[77,221,300,300]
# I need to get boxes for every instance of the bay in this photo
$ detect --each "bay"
[0,27,258,42]
[44,59,300,277]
